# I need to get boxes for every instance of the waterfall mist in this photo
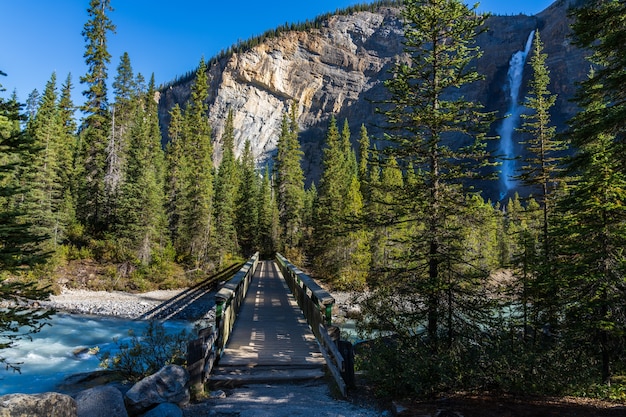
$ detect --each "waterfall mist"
[498,30,535,201]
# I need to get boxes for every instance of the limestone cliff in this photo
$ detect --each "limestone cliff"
[157,0,588,196]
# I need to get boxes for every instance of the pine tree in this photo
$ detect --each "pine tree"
[555,74,626,384]
[56,74,78,240]
[516,30,564,328]
[569,0,626,154]
[24,73,63,250]
[0,74,52,370]
[179,58,215,268]
[360,0,493,391]
[257,166,279,256]
[214,109,240,263]
[165,103,185,248]
[235,140,259,257]
[274,103,305,257]
[76,0,115,235]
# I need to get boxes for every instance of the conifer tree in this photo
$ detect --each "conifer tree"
[357,124,370,195]
[361,0,493,390]
[0,74,52,370]
[556,74,626,384]
[76,0,115,235]
[274,103,305,257]
[24,73,63,249]
[235,140,259,257]
[165,103,185,247]
[179,59,215,267]
[257,166,279,256]
[56,74,78,238]
[214,110,240,263]
[516,31,564,327]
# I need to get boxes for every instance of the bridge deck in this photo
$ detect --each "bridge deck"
[217,260,324,368]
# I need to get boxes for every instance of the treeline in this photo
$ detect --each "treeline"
[162,0,402,88]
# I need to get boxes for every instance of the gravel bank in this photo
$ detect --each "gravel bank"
[41,288,186,319]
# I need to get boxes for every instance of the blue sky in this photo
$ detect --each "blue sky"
[1,0,554,105]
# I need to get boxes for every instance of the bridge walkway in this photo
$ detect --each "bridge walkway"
[210,260,325,385]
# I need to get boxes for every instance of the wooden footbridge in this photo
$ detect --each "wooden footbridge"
[186,253,354,396]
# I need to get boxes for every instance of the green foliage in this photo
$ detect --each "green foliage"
[76,0,115,235]
[99,321,188,381]
[274,103,305,252]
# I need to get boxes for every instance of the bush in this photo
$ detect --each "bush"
[99,321,189,381]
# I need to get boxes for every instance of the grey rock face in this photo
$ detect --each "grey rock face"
[75,385,128,417]
[124,365,189,416]
[0,392,77,417]
[158,2,588,198]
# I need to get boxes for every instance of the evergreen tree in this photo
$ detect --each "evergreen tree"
[235,140,259,257]
[274,103,305,258]
[76,0,115,235]
[555,71,626,384]
[116,74,169,265]
[214,109,240,264]
[257,166,279,256]
[24,73,63,250]
[516,30,564,327]
[569,0,626,154]
[56,74,78,239]
[0,74,52,370]
[179,59,215,268]
[313,116,369,288]
[357,123,371,196]
[165,103,185,248]
[360,0,493,393]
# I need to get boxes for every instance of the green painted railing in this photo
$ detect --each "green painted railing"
[214,252,260,358]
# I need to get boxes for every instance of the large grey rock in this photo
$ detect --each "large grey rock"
[124,365,189,416]
[0,392,76,417]
[140,403,182,417]
[75,385,128,417]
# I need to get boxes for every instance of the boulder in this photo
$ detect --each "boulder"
[140,403,182,417]
[124,365,189,416]
[0,392,76,417]
[75,385,128,417]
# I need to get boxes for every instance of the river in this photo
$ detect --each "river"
[0,314,193,395]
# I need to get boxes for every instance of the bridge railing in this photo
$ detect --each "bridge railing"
[187,252,259,393]
[275,253,353,396]
[215,252,260,357]
[275,253,334,338]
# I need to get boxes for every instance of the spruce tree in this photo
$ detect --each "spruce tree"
[257,166,279,256]
[214,109,240,264]
[179,59,215,268]
[24,73,63,250]
[77,0,115,235]
[556,75,626,384]
[274,103,305,257]
[361,0,493,391]
[0,74,52,369]
[235,139,259,257]
[516,30,564,328]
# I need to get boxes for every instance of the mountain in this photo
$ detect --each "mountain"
[157,0,588,201]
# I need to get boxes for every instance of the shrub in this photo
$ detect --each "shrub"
[99,321,189,381]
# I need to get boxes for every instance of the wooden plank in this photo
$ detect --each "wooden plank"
[319,324,345,372]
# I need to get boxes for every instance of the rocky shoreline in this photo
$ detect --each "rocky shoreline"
[40,289,185,319]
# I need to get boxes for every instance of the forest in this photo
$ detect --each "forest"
[1,0,625,401]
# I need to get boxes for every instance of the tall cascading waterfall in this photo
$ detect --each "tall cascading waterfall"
[498,30,535,201]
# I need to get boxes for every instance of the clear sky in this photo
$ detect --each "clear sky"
[0,0,555,105]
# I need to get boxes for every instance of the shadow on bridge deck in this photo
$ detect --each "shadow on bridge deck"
[210,260,325,385]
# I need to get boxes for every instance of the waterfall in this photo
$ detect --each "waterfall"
[498,30,535,201]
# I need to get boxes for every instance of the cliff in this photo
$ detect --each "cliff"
[157,0,589,198]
